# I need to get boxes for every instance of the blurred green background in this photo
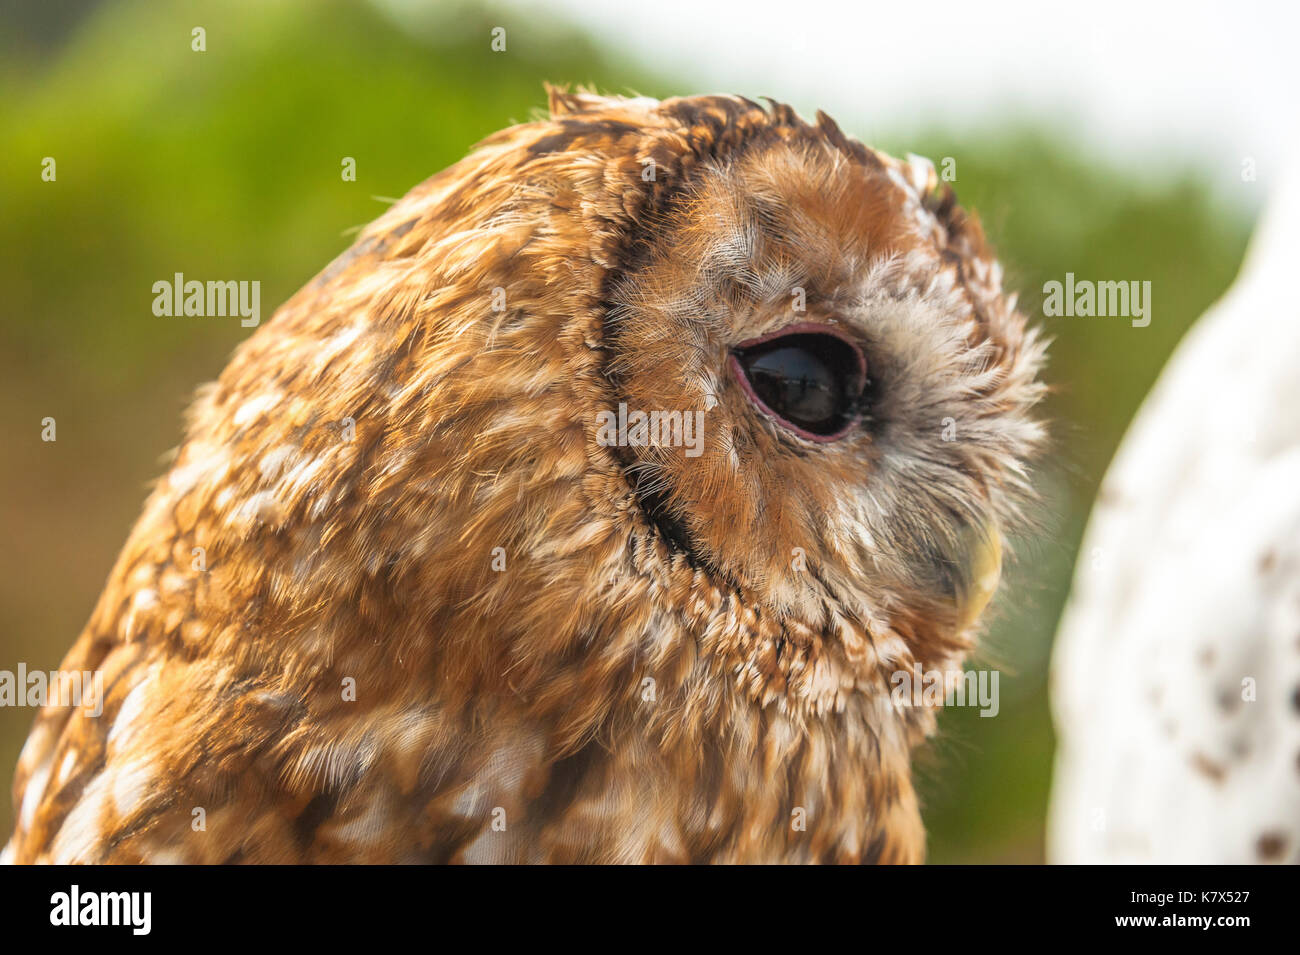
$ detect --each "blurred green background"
[0,0,1255,860]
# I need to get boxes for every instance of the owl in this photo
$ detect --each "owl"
[4,89,1044,864]
[1049,143,1300,864]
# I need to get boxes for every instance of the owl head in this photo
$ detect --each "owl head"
[169,88,1044,744]
[595,94,1046,683]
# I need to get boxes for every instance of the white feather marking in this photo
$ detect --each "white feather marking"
[19,760,52,831]
[232,391,282,428]
[111,758,154,815]
[56,749,77,785]
[108,673,153,752]
[48,773,111,864]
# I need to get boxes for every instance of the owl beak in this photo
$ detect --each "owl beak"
[953,523,1002,633]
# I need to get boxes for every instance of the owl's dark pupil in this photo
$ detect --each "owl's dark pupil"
[746,347,838,424]
[732,332,864,439]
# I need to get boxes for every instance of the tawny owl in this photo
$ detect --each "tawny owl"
[1049,143,1300,864]
[4,89,1044,864]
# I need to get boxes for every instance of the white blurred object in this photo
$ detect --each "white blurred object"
[1048,145,1300,863]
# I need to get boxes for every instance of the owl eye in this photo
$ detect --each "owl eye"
[730,326,867,441]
